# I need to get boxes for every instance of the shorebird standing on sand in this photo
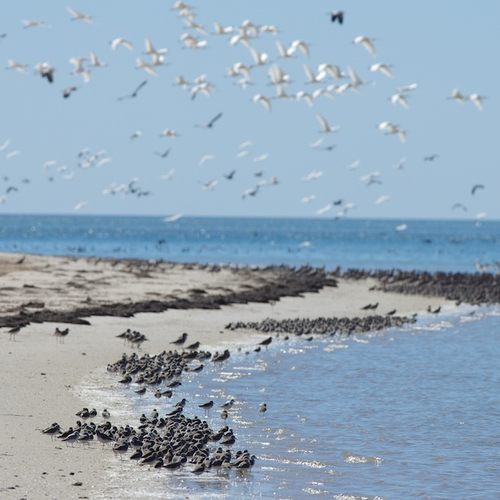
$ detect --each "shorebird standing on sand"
[54,327,69,343]
[170,332,188,347]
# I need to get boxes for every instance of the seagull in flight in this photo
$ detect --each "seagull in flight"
[66,7,95,24]
[195,112,223,128]
[424,154,439,161]
[224,170,236,180]
[452,203,467,211]
[155,148,171,158]
[117,80,147,101]
[317,114,340,133]
[353,36,377,57]
[471,184,484,195]
[63,86,77,98]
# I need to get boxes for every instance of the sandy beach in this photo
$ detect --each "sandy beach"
[0,252,453,499]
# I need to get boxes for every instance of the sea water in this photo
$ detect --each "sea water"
[2,215,499,498]
[0,214,498,272]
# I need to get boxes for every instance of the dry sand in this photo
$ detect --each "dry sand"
[0,252,452,499]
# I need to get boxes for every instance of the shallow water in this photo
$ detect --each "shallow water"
[78,306,500,499]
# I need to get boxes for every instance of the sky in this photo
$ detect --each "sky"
[0,1,498,221]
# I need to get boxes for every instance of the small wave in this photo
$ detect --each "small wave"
[342,451,384,465]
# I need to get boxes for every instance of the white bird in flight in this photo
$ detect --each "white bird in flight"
[316,204,332,215]
[163,213,183,222]
[199,155,215,166]
[370,62,393,78]
[302,170,323,181]
[6,60,28,73]
[213,21,233,35]
[253,94,271,112]
[74,201,87,211]
[276,41,295,58]
[160,129,179,138]
[390,93,409,108]
[66,7,95,24]
[89,51,107,67]
[398,83,418,92]
[202,179,217,191]
[160,169,175,180]
[301,194,316,203]
[317,114,340,133]
[468,93,486,110]
[144,38,167,56]
[353,36,377,56]
[290,39,310,58]
[375,195,391,205]
[136,58,158,76]
[111,38,134,51]
[22,20,50,29]
[303,64,326,84]
[448,88,467,104]
[249,48,268,67]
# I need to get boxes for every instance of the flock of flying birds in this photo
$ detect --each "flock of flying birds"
[0,3,491,223]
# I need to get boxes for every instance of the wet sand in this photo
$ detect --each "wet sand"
[0,252,457,498]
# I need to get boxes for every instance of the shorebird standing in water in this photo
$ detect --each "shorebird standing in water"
[198,400,214,413]
[259,337,273,349]
[220,398,235,409]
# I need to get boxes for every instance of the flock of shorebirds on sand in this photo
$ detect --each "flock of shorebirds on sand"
[39,329,276,474]
[0,4,491,222]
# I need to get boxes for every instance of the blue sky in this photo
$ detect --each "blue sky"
[0,1,498,220]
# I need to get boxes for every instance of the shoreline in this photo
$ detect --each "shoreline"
[0,252,491,498]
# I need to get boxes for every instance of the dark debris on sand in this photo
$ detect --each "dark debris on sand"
[334,268,500,305]
[0,265,337,328]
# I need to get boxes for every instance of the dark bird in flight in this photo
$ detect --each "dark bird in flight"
[224,170,236,180]
[195,112,223,129]
[63,86,77,98]
[333,199,343,205]
[154,148,171,158]
[117,80,147,101]
[5,186,18,194]
[471,184,484,195]
[452,203,467,211]
[424,154,439,161]
[330,11,344,24]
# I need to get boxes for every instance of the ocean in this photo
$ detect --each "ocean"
[3,215,500,499]
[0,214,498,272]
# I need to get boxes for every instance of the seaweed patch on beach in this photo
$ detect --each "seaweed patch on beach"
[0,253,336,328]
[336,268,500,305]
